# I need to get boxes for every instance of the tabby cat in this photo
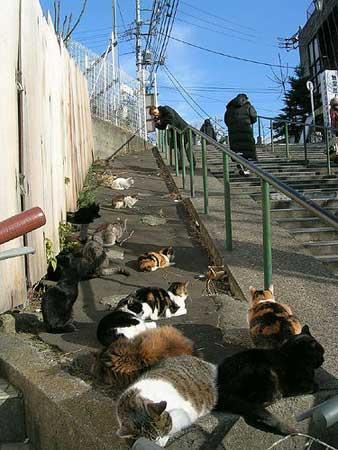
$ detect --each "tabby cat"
[41,261,80,333]
[116,354,217,446]
[117,282,189,320]
[112,194,138,209]
[94,219,128,247]
[96,309,156,347]
[116,327,324,444]
[81,239,129,277]
[138,247,175,272]
[248,286,302,348]
[93,326,195,387]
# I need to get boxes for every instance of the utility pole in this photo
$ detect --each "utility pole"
[135,0,147,140]
[112,0,119,125]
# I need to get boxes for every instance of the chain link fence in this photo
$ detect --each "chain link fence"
[69,41,146,137]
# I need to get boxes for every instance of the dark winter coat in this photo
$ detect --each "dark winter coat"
[200,119,217,141]
[224,94,257,159]
[154,105,189,131]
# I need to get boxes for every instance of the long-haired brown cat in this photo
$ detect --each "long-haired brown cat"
[248,285,302,349]
[92,326,195,387]
[138,247,175,272]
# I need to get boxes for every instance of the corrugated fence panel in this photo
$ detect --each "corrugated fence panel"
[0,0,27,312]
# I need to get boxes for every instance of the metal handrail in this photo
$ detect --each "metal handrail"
[258,114,338,134]
[157,123,338,289]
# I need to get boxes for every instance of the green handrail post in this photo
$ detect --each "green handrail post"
[168,129,173,166]
[165,129,170,163]
[223,152,233,251]
[262,180,272,289]
[201,137,209,214]
[258,117,262,144]
[270,119,274,152]
[285,123,290,159]
[325,128,332,176]
[158,130,162,152]
[173,130,179,176]
[180,132,186,190]
[188,129,195,197]
[303,126,308,166]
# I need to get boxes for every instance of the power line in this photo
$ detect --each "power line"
[116,0,127,30]
[165,35,296,69]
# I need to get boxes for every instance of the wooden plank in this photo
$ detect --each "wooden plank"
[0,0,27,312]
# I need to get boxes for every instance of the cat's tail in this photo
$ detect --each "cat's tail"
[215,395,296,436]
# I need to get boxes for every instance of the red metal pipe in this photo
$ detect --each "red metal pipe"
[0,207,46,245]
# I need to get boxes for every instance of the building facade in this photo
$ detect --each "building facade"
[299,0,338,115]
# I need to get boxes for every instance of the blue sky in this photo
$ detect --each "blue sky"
[40,0,311,127]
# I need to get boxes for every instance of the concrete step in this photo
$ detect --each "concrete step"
[0,379,25,444]
[304,240,338,256]
[274,217,323,229]
[271,207,337,219]
[289,227,338,242]
[0,443,30,450]
[315,254,338,263]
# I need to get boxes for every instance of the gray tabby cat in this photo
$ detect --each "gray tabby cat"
[116,355,217,447]
[82,240,128,277]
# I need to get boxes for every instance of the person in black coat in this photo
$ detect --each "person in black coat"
[200,118,217,141]
[224,94,257,176]
[149,105,196,168]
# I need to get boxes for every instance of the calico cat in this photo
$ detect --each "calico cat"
[116,354,217,446]
[111,177,134,190]
[66,202,100,224]
[138,247,175,272]
[96,310,157,347]
[116,327,324,444]
[93,326,195,387]
[112,194,138,209]
[41,261,80,333]
[117,282,189,320]
[215,325,324,436]
[248,286,302,349]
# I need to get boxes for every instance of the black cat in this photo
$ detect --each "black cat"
[67,202,100,224]
[216,325,324,436]
[41,260,81,333]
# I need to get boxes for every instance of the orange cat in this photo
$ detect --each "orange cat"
[248,286,302,349]
[137,247,175,272]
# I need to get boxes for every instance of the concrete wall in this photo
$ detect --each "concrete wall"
[92,117,150,160]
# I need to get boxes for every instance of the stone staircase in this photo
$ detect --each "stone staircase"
[195,143,338,276]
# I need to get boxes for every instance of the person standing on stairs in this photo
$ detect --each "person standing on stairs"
[224,93,257,177]
[149,105,196,169]
[200,118,217,141]
[329,97,338,164]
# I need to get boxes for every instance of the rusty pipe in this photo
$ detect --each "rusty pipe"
[0,207,46,245]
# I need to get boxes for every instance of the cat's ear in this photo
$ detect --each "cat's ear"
[249,286,256,296]
[302,324,311,336]
[184,281,189,288]
[146,400,167,417]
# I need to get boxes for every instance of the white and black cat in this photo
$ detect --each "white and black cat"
[116,326,325,445]
[41,260,80,333]
[116,282,189,321]
[96,310,156,347]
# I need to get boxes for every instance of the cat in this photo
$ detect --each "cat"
[116,354,217,446]
[112,194,138,209]
[215,325,324,436]
[96,310,157,347]
[94,219,128,247]
[248,286,302,349]
[111,177,135,190]
[116,281,189,320]
[116,327,324,444]
[41,260,80,333]
[95,327,196,388]
[66,202,100,224]
[138,247,175,272]
[81,239,129,277]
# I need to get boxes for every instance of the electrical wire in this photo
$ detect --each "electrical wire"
[165,35,296,69]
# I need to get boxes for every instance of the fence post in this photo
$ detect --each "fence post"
[180,132,186,189]
[201,138,209,214]
[285,123,290,159]
[303,126,308,166]
[173,130,179,176]
[270,119,274,152]
[325,128,332,176]
[223,152,233,251]
[188,129,195,197]
[261,180,272,289]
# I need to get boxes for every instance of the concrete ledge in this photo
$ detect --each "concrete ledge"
[0,334,128,450]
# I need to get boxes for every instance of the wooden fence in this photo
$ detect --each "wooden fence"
[0,0,94,313]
